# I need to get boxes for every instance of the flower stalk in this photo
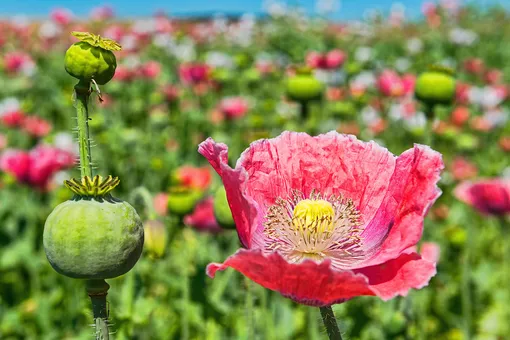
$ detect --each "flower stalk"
[86,279,111,340]
[74,79,94,178]
[319,306,342,340]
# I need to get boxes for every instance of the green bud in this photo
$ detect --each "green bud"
[213,186,235,229]
[167,187,203,216]
[415,66,456,106]
[285,67,323,103]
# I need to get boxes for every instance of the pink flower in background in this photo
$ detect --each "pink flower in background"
[401,74,416,95]
[21,116,52,138]
[463,58,485,75]
[450,157,478,181]
[179,63,210,85]
[306,51,325,69]
[162,84,181,102]
[91,6,115,21]
[50,8,74,26]
[219,97,249,119]
[184,197,223,233]
[484,69,503,85]
[113,65,135,82]
[0,149,31,183]
[103,25,125,42]
[455,82,471,105]
[154,193,170,216]
[455,179,510,216]
[140,61,162,79]
[1,110,25,127]
[325,49,347,69]
[377,70,404,97]
[0,146,75,190]
[199,131,443,306]
[3,52,35,75]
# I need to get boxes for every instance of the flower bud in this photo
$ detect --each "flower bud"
[415,66,456,106]
[167,186,203,216]
[285,67,323,103]
[143,220,167,259]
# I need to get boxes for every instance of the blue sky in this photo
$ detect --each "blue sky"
[0,0,508,20]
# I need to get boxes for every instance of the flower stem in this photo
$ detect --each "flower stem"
[319,306,342,340]
[86,279,111,340]
[245,276,254,340]
[74,80,93,178]
[129,186,157,219]
[462,217,473,339]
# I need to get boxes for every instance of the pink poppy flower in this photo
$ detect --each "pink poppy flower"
[377,70,404,97]
[1,110,25,127]
[3,52,34,75]
[450,106,470,126]
[0,149,31,182]
[179,63,210,85]
[140,61,162,79]
[154,193,170,216]
[306,51,325,69]
[199,131,443,306]
[50,8,74,26]
[450,157,478,181]
[325,50,347,69]
[455,179,510,216]
[21,116,53,138]
[219,97,249,120]
[184,197,223,233]
[90,6,114,21]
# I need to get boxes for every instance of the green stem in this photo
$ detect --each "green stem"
[181,245,190,340]
[86,279,111,340]
[462,218,473,339]
[245,276,254,340]
[74,80,93,178]
[300,101,310,125]
[319,306,342,340]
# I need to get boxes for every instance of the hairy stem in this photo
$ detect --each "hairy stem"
[74,80,93,178]
[319,306,342,340]
[86,279,111,340]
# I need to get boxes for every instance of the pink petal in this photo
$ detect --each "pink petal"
[206,249,375,306]
[198,138,261,248]
[454,179,510,216]
[361,144,443,266]
[420,242,440,263]
[355,252,437,300]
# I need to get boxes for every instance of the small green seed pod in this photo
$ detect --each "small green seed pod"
[167,186,204,216]
[213,186,236,229]
[415,66,456,106]
[43,176,144,279]
[64,32,121,85]
[285,67,323,103]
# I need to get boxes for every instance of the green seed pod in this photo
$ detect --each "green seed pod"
[213,186,236,229]
[64,32,121,85]
[415,66,456,106]
[43,176,144,279]
[167,186,203,216]
[285,67,323,103]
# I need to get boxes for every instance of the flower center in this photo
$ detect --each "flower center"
[264,190,365,268]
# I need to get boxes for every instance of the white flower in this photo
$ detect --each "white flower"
[354,47,372,63]
[361,106,380,125]
[120,34,138,51]
[395,58,411,72]
[468,86,505,108]
[0,98,21,117]
[39,21,61,39]
[406,38,423,54]
[449,28,478,46]
[53,132,78,154]
[404,112,427,130]
[352,71,376,88]
[206,52,234,69]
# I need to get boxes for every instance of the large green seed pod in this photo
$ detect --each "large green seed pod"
[43,176,144,279]
[285,67,323,103]
[415,66,456,106]
[64,32,121,85]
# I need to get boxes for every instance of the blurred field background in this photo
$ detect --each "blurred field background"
[1,0,510,339]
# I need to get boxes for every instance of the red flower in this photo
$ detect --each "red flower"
[325,50,347,69]
[140,61,162,79]
[450,106,470,126]
[455,179,510,216]
[199,131,443,306]
[0,149,31,182]
[175,166,212,190]
[184,197,223,233]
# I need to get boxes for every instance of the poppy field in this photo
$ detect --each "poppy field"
[0,2,510,339]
